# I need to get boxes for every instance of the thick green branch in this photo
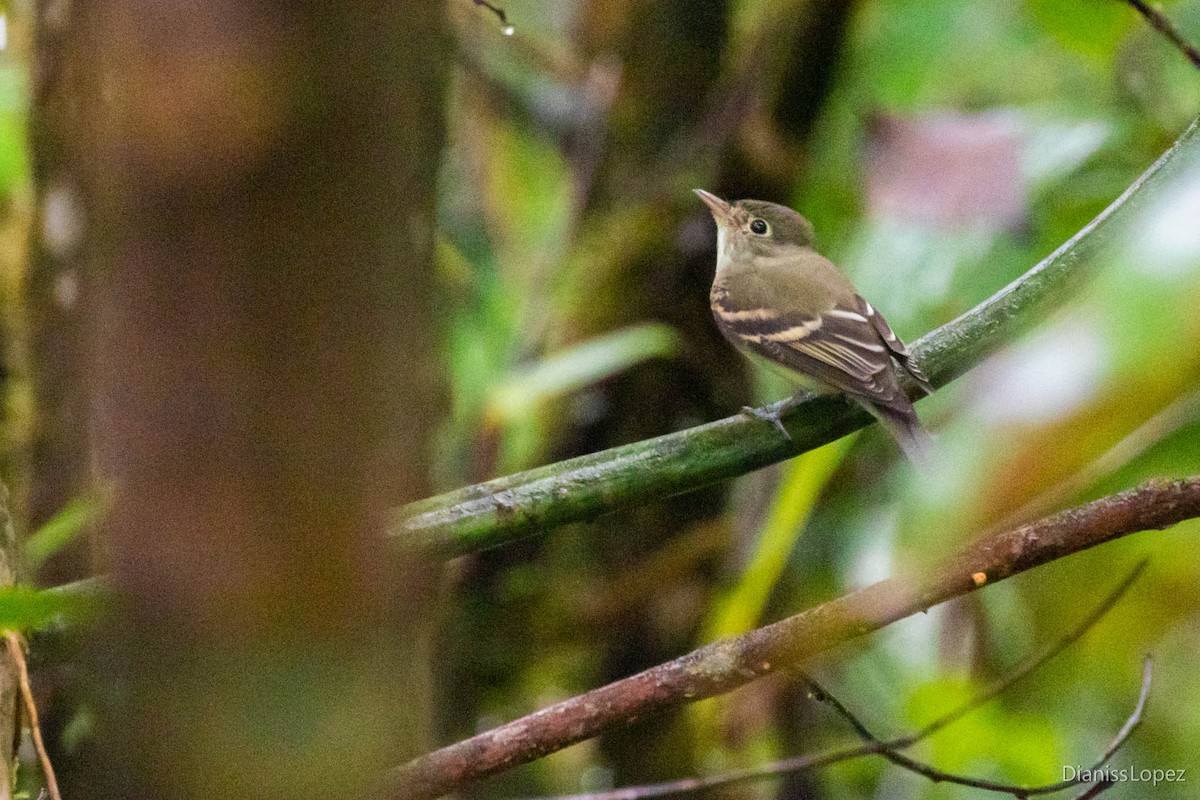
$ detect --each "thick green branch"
[396,117,1200,558]
[385,475,1200,799]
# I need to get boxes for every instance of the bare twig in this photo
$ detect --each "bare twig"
[386,477,1200,799]
[808,656,1152,797]
[1122,0,1200,70]
[1073,778,1118,799]
[471,0,510,29]
[511,562,1147,800]
[4,632,61,800]
[821,559,1148,750]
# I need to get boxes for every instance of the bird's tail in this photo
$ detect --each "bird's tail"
[862,399,933,467]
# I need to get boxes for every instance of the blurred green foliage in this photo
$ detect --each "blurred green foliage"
[0,584,100,630]
[435,0,1200,797]
[0,0,1197,797]
[21,492,105,573]
[0,65,26,199]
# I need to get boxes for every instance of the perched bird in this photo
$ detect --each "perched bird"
[695,189,934,462]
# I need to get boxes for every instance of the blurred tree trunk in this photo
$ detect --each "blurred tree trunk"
[26,0,93,587]
[24,4,111,788]
[60,2,447,798]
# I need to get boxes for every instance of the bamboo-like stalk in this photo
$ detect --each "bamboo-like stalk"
[397,116,1200,558]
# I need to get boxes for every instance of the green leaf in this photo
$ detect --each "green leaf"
[484,323,683,426]
[1025,0,1134,60]
[0,65,28,197]
[23,493,107,572]
[703,437,854,641]
[907,676,1064,785]
[0,584,104,631]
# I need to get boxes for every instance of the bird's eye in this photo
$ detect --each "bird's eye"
[750,219,769,235]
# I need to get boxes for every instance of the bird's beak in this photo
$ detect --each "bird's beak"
[693,189,733,224]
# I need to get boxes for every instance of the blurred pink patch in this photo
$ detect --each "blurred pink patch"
[866,112,1026,229]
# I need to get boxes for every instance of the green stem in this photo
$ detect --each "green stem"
[399,117,1200,559]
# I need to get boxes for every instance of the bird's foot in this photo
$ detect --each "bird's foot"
[741,404,791,439]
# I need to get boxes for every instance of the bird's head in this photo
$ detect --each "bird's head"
[694,190,817,269]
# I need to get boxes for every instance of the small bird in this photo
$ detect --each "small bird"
[695,189,934,461]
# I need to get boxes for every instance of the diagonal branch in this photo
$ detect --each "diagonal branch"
[1121,0,1200,70]
[396,117,1200,559]
[384,476,1200,799]
[510,561,1147,800]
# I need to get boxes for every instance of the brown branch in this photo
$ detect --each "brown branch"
[513,562,1147,800]
[1122,0,1200,69]
[808,656,1152,797]
[384,477,1200,799]
[5,632,61,800]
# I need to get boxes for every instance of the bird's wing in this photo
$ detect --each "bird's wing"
[712,281,911,411]
[861,296,934,395]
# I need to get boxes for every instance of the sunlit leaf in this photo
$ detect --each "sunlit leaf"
[0,584,104,631]
[485,323,683,426]
[906,675,1064,786]
[703,438,854,641]
[1025,0,1134,60]
[23,493,108,572]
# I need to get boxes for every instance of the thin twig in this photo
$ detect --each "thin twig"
[4,632,61,800]
[808,657,1152,797]
[1072,778,1117,799]
[471,0,509,27]
[389,471,1200,800]
[827,559,1147,749]
[510,562,1147,800]
[1122,0,1200,70]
